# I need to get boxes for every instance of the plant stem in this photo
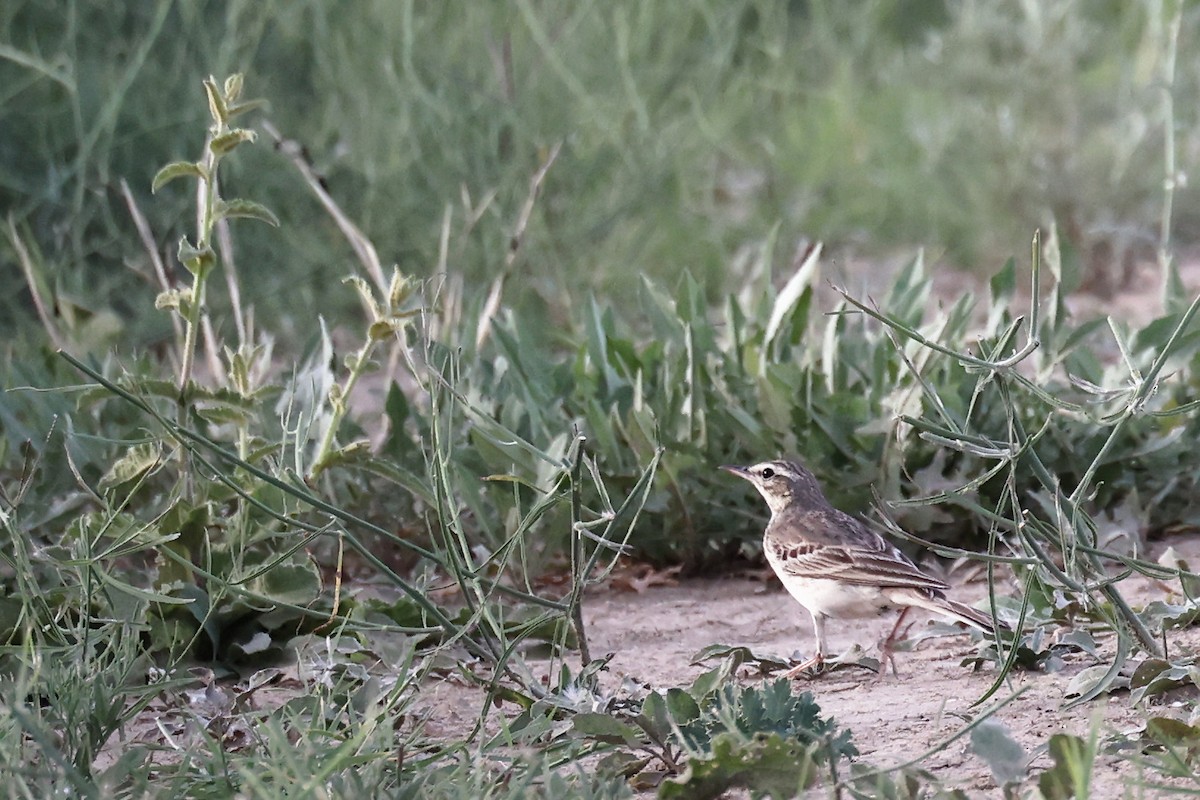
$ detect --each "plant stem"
[566,435,592,666]
[1157,0,1183,312]
[310,338,376,479]
[178,130,221,399]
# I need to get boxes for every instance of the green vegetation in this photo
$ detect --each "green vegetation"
[4,1,1197,339]
[5,1,1200,796]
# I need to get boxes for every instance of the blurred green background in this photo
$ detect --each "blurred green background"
[4,0,1197,352]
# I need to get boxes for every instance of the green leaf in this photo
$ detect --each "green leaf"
[968,719,1027,787]
[676,271,706,325]
[884,250,930,329]
[689,643,791,673]
[1157,547,1200,596]
[358,596,430,629]
[1037,734,1092,800]
[764,242,821,348]
[384,381,410,429]
[98,441,162,490]
[1141,600,1200,630]
[988,256,1016,308]
[1128,659,1200,705]
[224,98,269,119]
[0,596,26,641]
[151,161,206,193]
[387,267,414,308]
[255,559,322,606]
[637,275,683,340]
[639,691,671,739]
[222,73,243,101]
[203,75,226,123]
[314,444,435,505]
[1145,716,1200,748]
[154,287,192,315]
[659,731,819,800]
[1063,663,1130,700]
[573,713,644,746]
[1054,629,1099,658]
[65,511,144,548]
[585,294,620,393]
[687,666,732,701]
[158,499,211,560]
[345,275,382,321]
[209,127,256,156]
[368,319,401,340]
[177,236,215,276]
[214,198,279,227]
[665,687,701,726]
[98,569,193,605]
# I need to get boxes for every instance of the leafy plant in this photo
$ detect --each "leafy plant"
[656,679,858,799]
[150,74,276,413]
[1038,732,1099,799]
[968,719,1029,794]
[0,73,669,797]
[567,666,857,799]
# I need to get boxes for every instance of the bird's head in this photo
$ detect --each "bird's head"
[720,459,829,515]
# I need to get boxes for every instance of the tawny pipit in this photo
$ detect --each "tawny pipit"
[722,459,1004,676]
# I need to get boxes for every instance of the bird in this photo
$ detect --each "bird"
[721,459,1005,677]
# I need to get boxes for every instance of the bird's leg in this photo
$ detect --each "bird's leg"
[784,612,827,678]
[878,607,913,676]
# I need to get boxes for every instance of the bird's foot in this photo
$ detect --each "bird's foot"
[876,628,915,677]
[782,653,825,679]
[876,608,916,677]
[876,646,900,679]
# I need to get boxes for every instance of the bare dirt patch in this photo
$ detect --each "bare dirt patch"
[573,531,1200,795]
[387,532,1200,795]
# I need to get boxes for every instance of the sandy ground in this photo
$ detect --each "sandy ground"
[410,530,1200,797]
[582,577,1138,796]
[108,524,1200,796]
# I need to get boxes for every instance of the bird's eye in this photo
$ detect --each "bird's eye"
[761,467,775,479]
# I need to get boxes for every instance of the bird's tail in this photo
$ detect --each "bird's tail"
[936,597,1008,634]
[891,590,1008,635]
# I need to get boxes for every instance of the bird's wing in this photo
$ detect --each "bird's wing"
[768,532,945,594]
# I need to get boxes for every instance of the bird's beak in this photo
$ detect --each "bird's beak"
[720,464,750,479]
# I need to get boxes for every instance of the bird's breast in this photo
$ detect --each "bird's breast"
[773,572,894,618]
